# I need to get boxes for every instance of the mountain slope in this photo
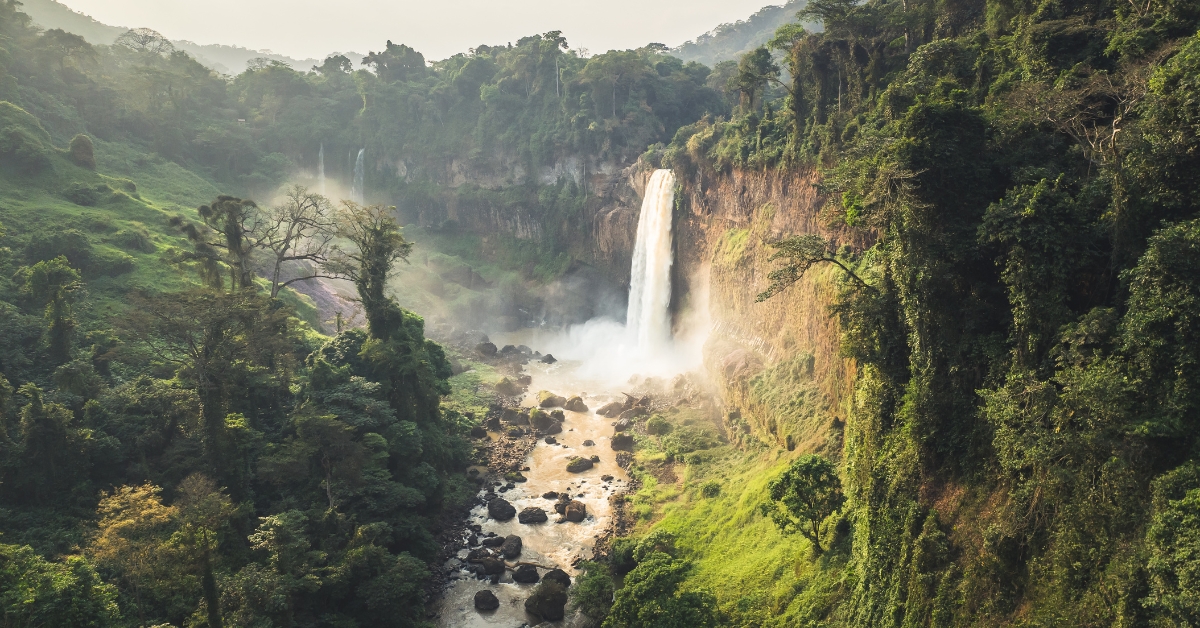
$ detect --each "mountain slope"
[671,0,817,67]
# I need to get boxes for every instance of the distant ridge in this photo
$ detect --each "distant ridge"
[17,0,340,74]
[672,0,818,67]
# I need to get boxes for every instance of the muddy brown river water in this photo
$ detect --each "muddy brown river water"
[434,346,634,627]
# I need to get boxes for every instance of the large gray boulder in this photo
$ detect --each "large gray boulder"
[512,564,540,583]
[564,500,587,523]
[524,581,568,620]
[474,589,500,610]
[518,507,548,524]
[487,498,516,521]
[501,534,523,559]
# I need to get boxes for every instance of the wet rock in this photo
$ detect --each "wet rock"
[495,377,521,396]
[479,557,506,575]
[517,374,532,385]
[505,471,527,483]
[499,344,519,355]
[619,407,648,421]
[544,436,557,445]
[566,457,593,473]
[542,491,559,499]
[564,396,589,413]
[529,408,555,431]
[596,401,625,417]
[512,564,540,583]
[469,425,488,438]
[550,409,565,421]
[543,568,572,588]
[601,475,614,482]
[501,535,523,559]
[613,419,632,432]
[582,439,595,446]
[481,535,505,547]
[518,344,532,354]
[502,407,528,425]
[487,498,516,521]
[611,434,634,451]
[505,427,525,438]
[486,414,501,431]
[476,342,498,357]
[564,500,587,522]
[589,455,600,463]
[553,500,567,515]
[489,572,501,585]
[468,533,480,546]
[543,421,563,435]
[467,548,492,561]
[518,507,548,524]
[474,589,500,611]
[537,391,566,408]
[540,354,558,364]
[524,581,568,621]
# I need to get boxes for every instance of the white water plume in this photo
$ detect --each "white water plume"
[626,168,676,355]
[317,143,326,196]
[351,149,365,204]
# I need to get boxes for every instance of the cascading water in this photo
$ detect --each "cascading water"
[626,169,676,355]
[317,143,326,196]
[351,149,365,204]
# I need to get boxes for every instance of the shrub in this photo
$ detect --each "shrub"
[69,134,95,169]
[646,415,672,435]
[700,481,721,498]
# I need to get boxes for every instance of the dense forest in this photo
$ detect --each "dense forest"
[2,0,1200,624]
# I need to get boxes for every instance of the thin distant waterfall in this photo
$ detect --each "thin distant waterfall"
[626,169,676,354]
[317,143,325,196]
[351,149,365,204]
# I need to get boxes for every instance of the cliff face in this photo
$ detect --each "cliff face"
[593,165,869,452]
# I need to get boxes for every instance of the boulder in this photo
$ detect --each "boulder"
[513,564,540,583]
[524,581,568,621]
[517,374,532,385]
[540,354,558,364]
[601,475,614,482]
[501,407,528,425]
[505,427,525,438]
[495,377,521,396]
[564,396,589,413]
[474,589,500,611]
[543,568,572,588]
[481,535,505,547]
[518,507,548,524]
[487,498,516,521]
[582,439,595,446]
[564,500,587,523]
[543,421,563,435]
[613,419,632,432]
[501,535,523,559]
[596,401,624,417]
[589,455,600,463]
[467,548,492,561]
[566,457,593,473]
[619,407,648,421]
[529,408,555,431]
[469,425,488,438]
[611,434,634,451]
[550,409,565,421]
[537,391,567,408]
[499,344,519,355]
[542,491,559,499]
[476,342,498,357]
[479,557,506,575]
[544,436,557,445]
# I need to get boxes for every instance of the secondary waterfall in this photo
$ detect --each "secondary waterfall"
[351,149,364,204]
[317,143,326,196]
[626,169,676,354]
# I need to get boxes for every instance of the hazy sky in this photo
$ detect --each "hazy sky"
[56,0,780,61]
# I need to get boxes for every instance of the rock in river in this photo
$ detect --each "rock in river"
[476,342,497,357]
[487,498,516,521]
[537,390,567,408]
[518,507,548,524]
[564,500,587,522]
[524,581,568,621]
[566,457,593,473]
[596,401,624,417]
[564,396,589,412]
[478,557,506,575]
[611,434,634,451]
[474,589,500,610]
[543,568,572,588]
[501,535,523,558]
[513,564,540,583]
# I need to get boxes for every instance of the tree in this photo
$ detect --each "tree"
[257,185,343,298]
[187,196,262,292]
[362,41,426,83]
[115,28,175,56]
[0,543,121,627]
[119,289,292,470]
[326,202,412,338]
[604,552,718,628]
[17,255,82,364]
[90,483,178,624]
[756,234,874,302]
[69,133,95,169]
[759,454,845,551]
[734,46,780,112]
[171,474,233,628]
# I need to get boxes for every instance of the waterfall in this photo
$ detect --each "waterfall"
[626,169,676,354]
[351,149,364,204]
[317,143,325,196]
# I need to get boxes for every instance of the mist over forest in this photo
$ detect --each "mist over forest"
[1,0,1199,626]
